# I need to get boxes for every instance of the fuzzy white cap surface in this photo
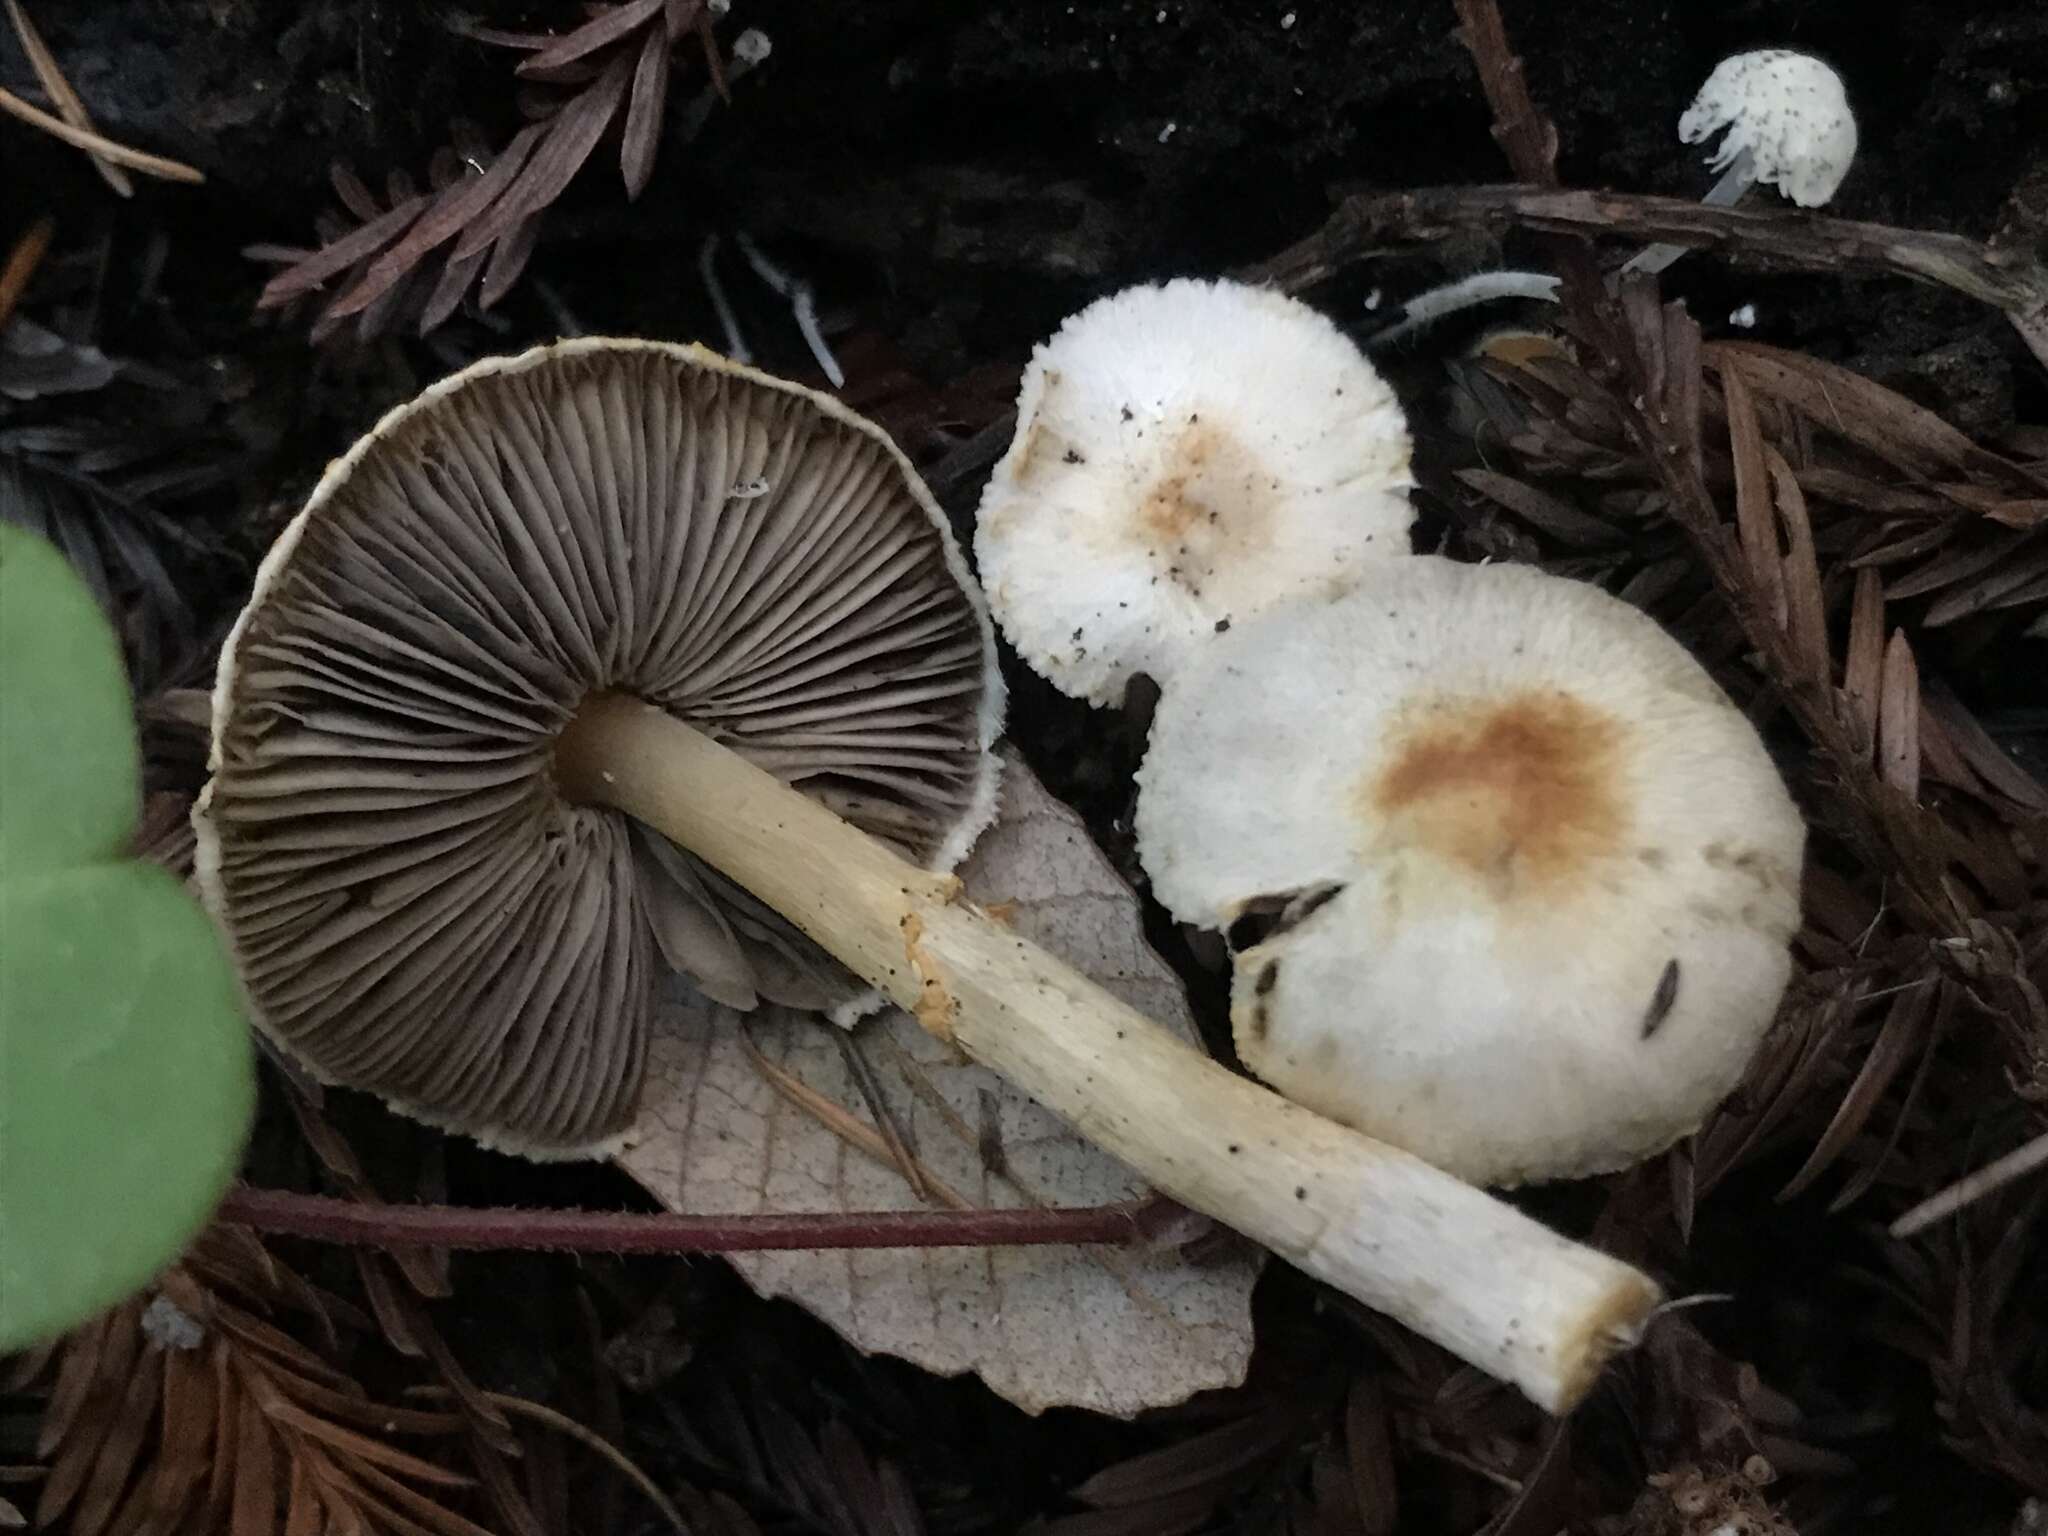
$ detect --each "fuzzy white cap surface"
[974,278,1414,706]
[1679,49,1857,208]
[1135,557,1806,1187]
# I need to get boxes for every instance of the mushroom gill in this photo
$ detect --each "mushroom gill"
[195,340,1001,1154]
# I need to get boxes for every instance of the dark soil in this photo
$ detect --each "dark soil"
[6,1,2048,1532]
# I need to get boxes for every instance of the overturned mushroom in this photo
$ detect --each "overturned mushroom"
[195,340,1002,1151]
[1137,556,1806,1188]
[197,340,1660,1413]
[974,278,1415,705]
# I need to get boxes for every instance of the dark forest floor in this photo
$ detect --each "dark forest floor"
[4,2,2047,1533]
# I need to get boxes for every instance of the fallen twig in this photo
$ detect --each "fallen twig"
[0,85,203,183]
[216,1184,1156,1253]
[1248,183,2048,367]
[0,214,55,330]
[1890,1126,2048,1237]
[3,0,131,194]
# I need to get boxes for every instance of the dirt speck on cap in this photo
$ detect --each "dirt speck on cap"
[1136,419,1274,583]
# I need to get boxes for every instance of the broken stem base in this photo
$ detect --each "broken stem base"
[554,692,1663,1414]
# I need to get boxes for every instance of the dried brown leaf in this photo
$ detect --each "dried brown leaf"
[1696,989,1854,1194]
[69,1345,162,1536]
[36,1307,111,1458]
[254,1391,473,1489]
[1041,1489,1217,1536]
[1915,701,1987,800]
[1455,467,1622,547]
[284,1094,450,1302]
[339,259,425,343]
[477,211,544,311]
[453,53,633,262]
[266,1370,462,1439]
[1832,982,1957,1213]
[354,1252,425,1359]
[1797,467,1955,516]
[419,241,494,333]
[1765,445,1828,675]
[1709,342,1993,479]
[1668,1136,1698,1246]
[1923,536,2048,626]
[1922,683,2048,812]
[1777,980,1937,1201]
[1888,526,2037,603]
[618,752,1261,1416]
[468,1436,549,1536]
[1931,483,2048,525]
[325,123,545,322]
[1662,297,1708,476]
[1615,275,1664,388]
[621,19,671,198]
[195,1346,240,1532]
[1072,1400,1310,1508]
[1343,1376,1398,1536]
[1879,633,1922,799]
[1842,568,1885,753]
[1723,363,1789,624]
[255,195,428,308]
[214,1304,356,1389]
[344,1458,502,1536]
[1616,554,1696,612]
[282,1458,322,1536]
[1800,878,1876,960]
[228,1387,276,1536]
[330,164,382,220]
[35,1302,141,1524]
[145,1345,214,1527]
[1850,521,1959,571]
[517,0,665,75]
[667,0,705,41]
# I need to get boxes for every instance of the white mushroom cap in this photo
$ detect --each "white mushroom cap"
[974,278,1414,706]
[1135,557,1805,1187]
[1678,49,1857,208]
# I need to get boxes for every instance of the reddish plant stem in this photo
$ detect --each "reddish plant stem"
[216,1185,1155,1254]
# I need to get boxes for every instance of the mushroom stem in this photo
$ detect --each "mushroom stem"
[555,692,1663,1414]
[1365,269,1562,349]
[1620,146,1756,278]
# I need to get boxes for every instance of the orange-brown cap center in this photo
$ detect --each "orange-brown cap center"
[1134,419,1274,594]
[1363,689,1626,897]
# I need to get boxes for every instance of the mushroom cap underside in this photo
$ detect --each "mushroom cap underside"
[975,277,1416,706]
[194,338,1003,1155]
[1136,556,1806,1186]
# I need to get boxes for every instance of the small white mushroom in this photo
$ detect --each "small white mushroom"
[1680,48,1857,208]
[1136,556,1807,1188]
[975,277,1415,706]
[1627,48,1857,276]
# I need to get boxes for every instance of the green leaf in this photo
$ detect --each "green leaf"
[0,523,254,1351]
[0,519,142,870]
